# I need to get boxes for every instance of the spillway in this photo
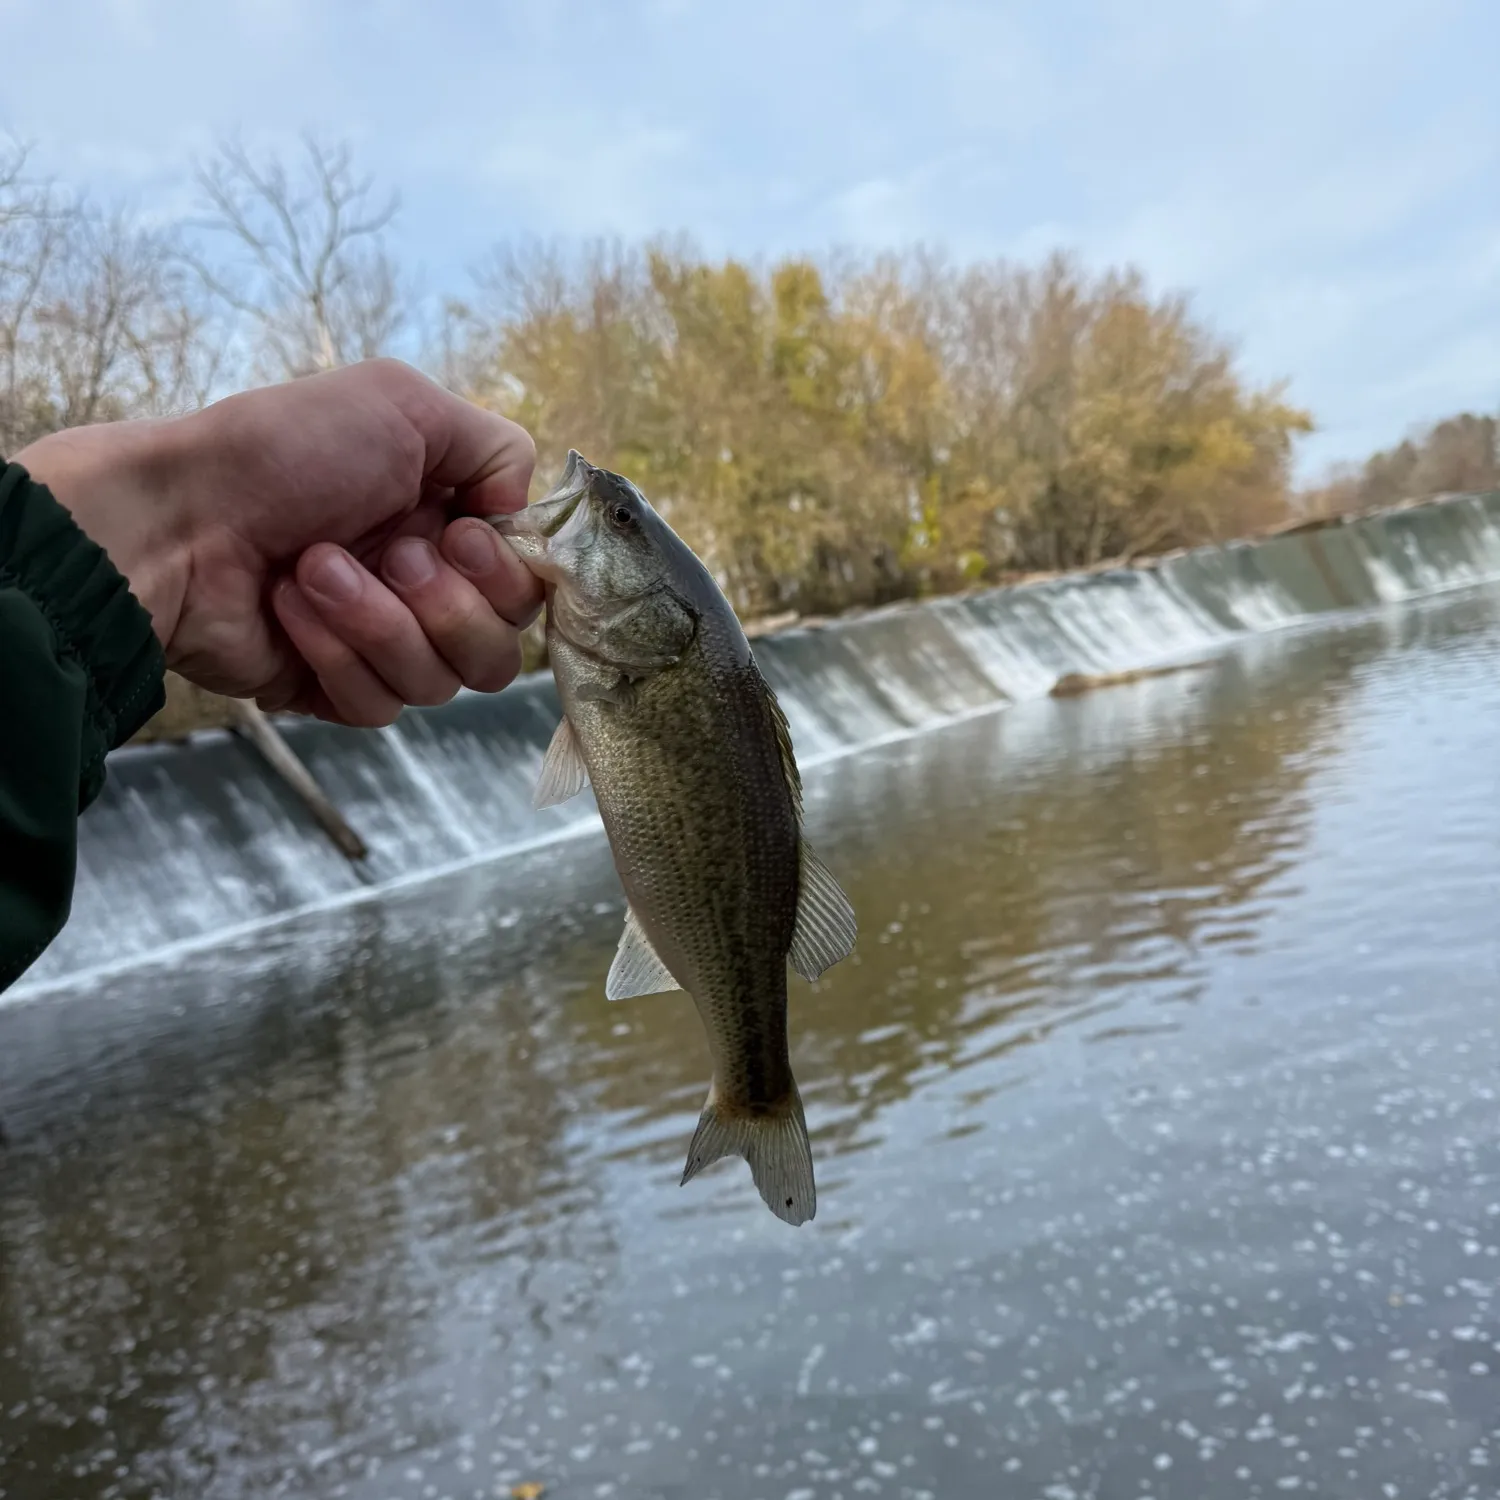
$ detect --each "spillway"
[17,491,1500,993]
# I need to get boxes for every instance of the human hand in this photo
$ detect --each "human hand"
[14,358,543,726]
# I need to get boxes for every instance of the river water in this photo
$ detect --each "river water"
[2,586,1499,1500]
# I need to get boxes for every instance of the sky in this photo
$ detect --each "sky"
[1,0,1495,481]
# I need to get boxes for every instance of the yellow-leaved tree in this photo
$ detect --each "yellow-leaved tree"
[449,241,1313,616]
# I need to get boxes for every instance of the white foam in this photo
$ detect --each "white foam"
[14,493,1500,997]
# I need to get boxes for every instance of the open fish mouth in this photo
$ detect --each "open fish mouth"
[490,449,592,539]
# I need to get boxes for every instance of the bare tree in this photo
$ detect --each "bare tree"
[0,141,69,450]
[1302,411,1500,517]
[34,208,221,426]
[191,134,407,379]
[0,140,218,452]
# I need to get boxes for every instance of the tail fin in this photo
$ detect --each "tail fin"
[680,1081,817,1226]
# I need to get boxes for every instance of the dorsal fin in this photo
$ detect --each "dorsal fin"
[750,657,857,978]
[753,661,803,821]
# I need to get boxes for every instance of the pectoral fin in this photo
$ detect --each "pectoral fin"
[606,907,683,1000]
[758,667,804,820]
[789,842,857,981]
[534,715,590,809]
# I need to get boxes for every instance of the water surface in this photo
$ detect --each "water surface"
[3,588,1500,1499]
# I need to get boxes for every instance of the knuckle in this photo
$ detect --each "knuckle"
[347,699,403,729]
[365,355,416,387]
[412,586,476,638]
[361,611,418,656]
[417,590,497,658]
[410,682,459,708]
[307,634,364,678]
[479,563,543,629]
[511,424,538,469]
[506,594,544,631]
[464,634,522,694]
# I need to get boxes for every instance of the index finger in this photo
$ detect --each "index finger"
[437,517,544,628]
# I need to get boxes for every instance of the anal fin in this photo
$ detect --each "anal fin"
[606,907,682,1001]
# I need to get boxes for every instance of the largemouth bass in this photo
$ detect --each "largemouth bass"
[491,452,857,1226]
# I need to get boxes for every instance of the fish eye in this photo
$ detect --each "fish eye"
[609,503,634,528]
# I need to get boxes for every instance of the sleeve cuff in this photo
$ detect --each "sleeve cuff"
[0,459,167,784]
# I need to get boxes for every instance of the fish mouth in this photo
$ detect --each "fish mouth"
[489,449,592,540]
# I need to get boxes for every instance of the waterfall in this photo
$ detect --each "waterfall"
[15,490,1500,995]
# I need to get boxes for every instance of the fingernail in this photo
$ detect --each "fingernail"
[384,537,438,589]
[305,549,363,605]
[275,580,313,620]
[449,522,501,575]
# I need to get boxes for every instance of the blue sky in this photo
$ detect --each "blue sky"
[1,0,1495,481]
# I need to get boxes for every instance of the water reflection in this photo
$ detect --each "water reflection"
[3,590,1500,1499]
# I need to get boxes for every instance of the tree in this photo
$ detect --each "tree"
[191,134,407,379]
[930,253,1311,574]
[1301,411,1499,517]
[0,140,218,452]
[32,208,220,428]
[444,240,1312,611]
[0,141,66,450]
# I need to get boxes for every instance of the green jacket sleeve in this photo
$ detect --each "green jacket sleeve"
[0,459,166,993]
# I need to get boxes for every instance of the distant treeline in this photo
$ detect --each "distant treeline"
[1302,413,1500,521]
[2,132,1493,632]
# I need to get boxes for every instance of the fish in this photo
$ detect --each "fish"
[491,451,857,1226]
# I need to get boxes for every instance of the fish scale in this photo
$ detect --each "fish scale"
[492,450,858,1226]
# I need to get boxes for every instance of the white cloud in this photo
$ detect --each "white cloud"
[0,0,1494,477]
[475,122,696,237]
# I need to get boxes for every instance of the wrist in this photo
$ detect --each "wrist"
[13,415,201,649]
